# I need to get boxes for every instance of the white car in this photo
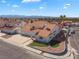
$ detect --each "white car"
[69,28,75,36]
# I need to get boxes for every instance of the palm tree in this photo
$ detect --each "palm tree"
[59,15,66,22]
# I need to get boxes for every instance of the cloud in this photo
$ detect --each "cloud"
[12,5,19,8]
[1,0,6,3]
[39,2,48,10]
[63,6,67,9]
[22,0,41,3]
[39,6,44,9]
[65,4,71,6]
[63,3,71,9]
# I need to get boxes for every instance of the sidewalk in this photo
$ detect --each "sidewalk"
[65,37,74,59]
[60,53,74,59]
[0,34,74,59]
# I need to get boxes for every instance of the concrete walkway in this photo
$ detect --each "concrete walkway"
[0,33,6,36]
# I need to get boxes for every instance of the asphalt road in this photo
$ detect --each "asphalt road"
[69,28,79,59]
[0,40,51,59]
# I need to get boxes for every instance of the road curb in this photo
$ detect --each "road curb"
[23,46,42,54]
[0,37,71,59]
[67,37,74,59]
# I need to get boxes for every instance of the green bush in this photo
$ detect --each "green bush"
[30,41,59,48]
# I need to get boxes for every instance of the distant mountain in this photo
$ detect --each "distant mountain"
[0,15,79,19]
[0,15,53,18]
[0,15,27,18]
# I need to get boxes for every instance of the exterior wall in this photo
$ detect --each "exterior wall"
[20,31,36,37]
[1,29,17,35]
[47,28,61,42]
[0,25,61,43]
[35,37,48,43]
[20,31,49,43]
[34,25,62,43]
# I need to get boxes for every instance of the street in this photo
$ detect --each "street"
[0,40,50,59]
[70,28,79,59]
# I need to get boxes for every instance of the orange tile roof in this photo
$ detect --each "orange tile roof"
[38,29,50,38]
[0,19,21,30]
[47,23,56,31]
[22,20,59,38]
[23,24,31,32]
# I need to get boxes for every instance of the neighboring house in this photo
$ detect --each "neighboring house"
[21,20,62,43]
[72,22,79,27]
[0,19,62,43]
[61,21,72,26]
[0,18,22,35]
[1,28,17,35]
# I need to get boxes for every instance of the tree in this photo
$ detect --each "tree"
[59,15,66,22]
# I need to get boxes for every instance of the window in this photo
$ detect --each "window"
[39,36,43,39]
[53,31,56,33]
[49,36,52,39]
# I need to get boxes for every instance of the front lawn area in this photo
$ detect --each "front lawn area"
[51,42,59,48]
[30,41,59,48]
[30,41,48,47]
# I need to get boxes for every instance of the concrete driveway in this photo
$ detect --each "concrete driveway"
[0,33,6,36]
[7,34,33,45]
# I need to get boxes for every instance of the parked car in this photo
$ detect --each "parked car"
[69,28,75,36]
[71,30,75,34]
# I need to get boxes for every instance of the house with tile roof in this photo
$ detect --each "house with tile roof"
[21,20,62,43]
[0,18,63,43]
[0,18,22,34]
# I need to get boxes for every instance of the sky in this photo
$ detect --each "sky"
[0,0,79,17]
